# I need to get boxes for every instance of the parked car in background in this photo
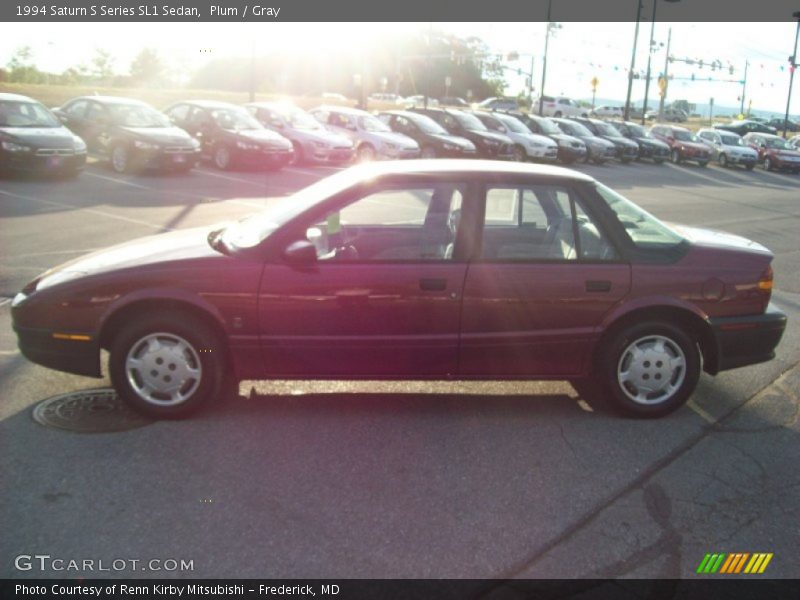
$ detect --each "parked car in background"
[165,100,292,171]
[321,92,349,103]
[403,96,439,108]
[472,111,558,162]
[0,92,86,177]
[766,118,800,133]
[609,120,670,164]
[532,96,588,118]
[368,93,405,106]
[475,97,520,111]
[788,135,800,151]
[12,160,786,420]
[650,124,711,167]
[569,117,639,163]
[715,120,777,136]
[410,107,515,160]
[54,96,200,174]
[245,102,354,166]
[646,107,688,122]
[742,132,800,173]
[439,96,470,108]
[550,117,616,164]
[590,105,625,119]
[310,105,420,162]
[502,111,587,164]
[696,128,758,170]
[377,110,476,158]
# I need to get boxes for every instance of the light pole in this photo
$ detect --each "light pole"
[623,0,644,121]
[641,0,681,125]
[740,60,748,116]
[782,12,800,138]
[538,0,554,116]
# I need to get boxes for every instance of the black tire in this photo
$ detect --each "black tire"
[719,154,728,168]
[289,141,304,166]
[109,312,224,419]
[213,144,234,170]
[746,163,755,171]
[357,143,376,162]
[670,149,682,164]
[512,144,527,162]
[110,144,131,174]
[595,321,701,418]
[554,111,563,118]
[654,158,665,165]
[763,157,773,171]
[698,161,708,168]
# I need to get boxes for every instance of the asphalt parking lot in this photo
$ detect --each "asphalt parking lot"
[1,157,799,579]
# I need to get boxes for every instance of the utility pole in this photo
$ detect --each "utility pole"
[657,27,672,122]
[740,60,748,116]
[782,12,800,139]
[248,38,256,102]
[538,0,553,116]
[529,54,535,105]
[641,0,658,125]
[623,0,644,121]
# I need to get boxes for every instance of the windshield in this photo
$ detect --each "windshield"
[627,123,646,137]
[109,104,170,128]
[499,115,529,134]
[453,111,488,131]
[558,120,592,137]
[594,121,621,136]
[282,107,321,130]
[409,114,447,134]
[765,137,790,150]
[595,183,685,249]
[359,115,391,132]
[221,168,364,249]
[535,117,561,135]
[0,100,61,128]
[673,129,697,142]
[211,108,261,131]
[720,134,744,146]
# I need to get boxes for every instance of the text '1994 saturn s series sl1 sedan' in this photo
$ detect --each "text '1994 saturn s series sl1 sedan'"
[11,161,786,419]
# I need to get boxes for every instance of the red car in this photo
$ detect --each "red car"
[742,132,800,173]
[11,161,786,419]
[650,124,711,167]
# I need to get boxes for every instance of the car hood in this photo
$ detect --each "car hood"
[119,126,195,145]
[468,129,513,144]
[36,227,220,291]
[583,135,615,148]
[673,225,771,256]
[367,130,419,149]
[602,135,637,147]
[429,133,475,149]
[636,137,670,149]
[292,128,353,147]
[1,126,78,148]
[674,140,708,151]
[549,133,584,146]
[235,129,293,148]
[722,144,757,155]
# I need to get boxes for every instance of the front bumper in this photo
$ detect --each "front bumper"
[137,148,201,170]
[557,145,587,163]
[1,151,86,174]
[14,324,101,378]
[306,145,355,165]
[236,147,294,169]
[708,303,787,373]
[527,146,559,161]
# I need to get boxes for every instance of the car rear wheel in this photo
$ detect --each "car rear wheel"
[746,163,755,170]
[110,145,130,174]
[719,154,728,168]
[596,321,701,418]
[670,149,682,164]
[357,144,376,162]
[763,157,773,171]
[698,161,708,168]
[289,141,304,166]
[554,111,563,118]
[213,145,233,170]
[421,145,437,159]
[654,158,665,165]
[109,312,223,419]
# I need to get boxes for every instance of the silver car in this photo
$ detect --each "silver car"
[473,112,558,162]
[310,106,420,162]
[246,102,355,166]
[696,128,758,170]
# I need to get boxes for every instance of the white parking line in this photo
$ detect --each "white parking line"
[284,166,337,177]
[193,168,295,191]
[0,189,173,232]
[84,171,154,190]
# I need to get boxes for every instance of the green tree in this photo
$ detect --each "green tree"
[6,46,44,83]
[91,49,115,83]
[130,48,163,85]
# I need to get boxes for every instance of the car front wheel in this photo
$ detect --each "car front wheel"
[719,154,728,168]
[670,149,681,164]
[213,145,233,170]
[109,312,223,419]
[595,321,701,418]
[763,157,773,171]
[110,145,130,174]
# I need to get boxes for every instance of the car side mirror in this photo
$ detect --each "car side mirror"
[283,240,318,265]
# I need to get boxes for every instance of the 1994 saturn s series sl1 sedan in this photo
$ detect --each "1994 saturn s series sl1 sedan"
[11,161,786,419]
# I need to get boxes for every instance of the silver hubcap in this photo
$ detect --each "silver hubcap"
[671,150,679,163]
[112,147,127,172]
[125,333,202,406]
[215,147,230,169]
[764,158,771,170]
[357,146,375,162]
[617,335,686,405]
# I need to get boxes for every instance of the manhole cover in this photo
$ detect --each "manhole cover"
[33,388,153,433]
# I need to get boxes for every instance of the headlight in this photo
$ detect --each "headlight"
[236,140,260,151]
[484,139,500,147]
[133,140,159,151]
[384,143,398,150]
[1,140,31,152]
[189,138,201,149]
[73,136,87,153]
[442,143,458,151]
[310,140,328,149]
[11,292,29,308]
[528,141,545,148]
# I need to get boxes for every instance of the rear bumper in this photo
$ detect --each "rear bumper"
[13,324,101,378]
[708,304,787,373]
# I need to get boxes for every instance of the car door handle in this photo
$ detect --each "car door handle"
[585,280,612,292]
[420,278,447,291]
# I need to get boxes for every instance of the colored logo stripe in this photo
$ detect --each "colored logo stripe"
[697,553,773,574]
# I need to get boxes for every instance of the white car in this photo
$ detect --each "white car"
[696,128,758,170]
[591,105,625,119]
[403,95,439,108]
[473,112,558,162]
[532,96,588,118]
[309,105,420,162]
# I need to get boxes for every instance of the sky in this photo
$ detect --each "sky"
[1,21,798,116]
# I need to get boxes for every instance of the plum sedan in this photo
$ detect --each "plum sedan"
[11,161,786,419]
